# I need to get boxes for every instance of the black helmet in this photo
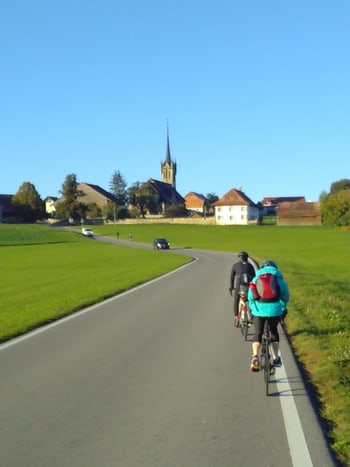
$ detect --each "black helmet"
[238,251,248,261]
[261,259,278,269]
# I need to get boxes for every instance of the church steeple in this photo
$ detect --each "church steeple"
[165,124,171,164]
[161,122,177,188]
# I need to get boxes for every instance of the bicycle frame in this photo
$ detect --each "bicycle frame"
[238,290,250,341]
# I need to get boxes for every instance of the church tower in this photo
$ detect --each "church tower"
[161,124,177,188]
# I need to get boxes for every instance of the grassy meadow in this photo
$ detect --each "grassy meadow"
[1,222,350,465]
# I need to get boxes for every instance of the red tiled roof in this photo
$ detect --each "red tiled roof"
[212,188,257,207]
[262,196,305,206]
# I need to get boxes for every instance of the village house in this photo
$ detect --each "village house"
[277,201,322,226]
[212,188,260,225]
[261,196,305,215]
[52,182,123,218]
[45,196,58,217]
[184,192,209,216]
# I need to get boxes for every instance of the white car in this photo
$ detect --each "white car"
[82,228,93,237]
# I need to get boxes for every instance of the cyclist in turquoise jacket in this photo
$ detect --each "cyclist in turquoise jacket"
[248,260,289,371]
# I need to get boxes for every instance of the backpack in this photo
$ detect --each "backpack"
[254,273,281,302]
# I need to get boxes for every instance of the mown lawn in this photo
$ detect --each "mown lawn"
[1,223,350,465]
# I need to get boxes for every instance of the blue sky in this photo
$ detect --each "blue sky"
[1,0,349,203]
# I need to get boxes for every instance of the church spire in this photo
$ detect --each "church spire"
[165,120,171,164]
[161,121,177,188]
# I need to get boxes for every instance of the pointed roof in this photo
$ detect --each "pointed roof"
[212,188,257,207]
[79,183,122,204]
[184,192,208,202]
[148,178,185,204]
[165,123,171,164]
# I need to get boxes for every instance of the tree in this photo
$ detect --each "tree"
[205,193,219,204]
[127,182,158,218]
[12,182,44,222]
[163,205,188,218]
[110,170,127,205]
[55,174,86,220]
[60,174,83,202]
[321,189,350,226]
[330,179,350,195]
[103,203,130,220]
[86,203,102,219]
[205,192,219,215]
[320,179,350,226]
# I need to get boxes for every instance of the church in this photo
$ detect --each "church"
[147,127,185,214]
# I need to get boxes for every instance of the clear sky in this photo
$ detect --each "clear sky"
[1,0,349,203]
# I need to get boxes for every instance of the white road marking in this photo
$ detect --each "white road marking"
[276,361,314,466]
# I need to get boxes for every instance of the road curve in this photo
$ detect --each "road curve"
[0,239,338,467]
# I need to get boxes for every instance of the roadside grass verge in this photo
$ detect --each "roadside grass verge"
[1,223,350,465]
[0,223,78,245]
[0,226,191,341]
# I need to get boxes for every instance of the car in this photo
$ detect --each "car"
[153,238,170,250]
[82,228,94,237]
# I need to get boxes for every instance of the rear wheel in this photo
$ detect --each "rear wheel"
[264,344,271,396]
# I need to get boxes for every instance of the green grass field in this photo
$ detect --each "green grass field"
[1,223,350,465]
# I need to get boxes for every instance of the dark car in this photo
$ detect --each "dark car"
[153,238,170,250]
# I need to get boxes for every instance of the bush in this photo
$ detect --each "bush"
[163,205,188,218]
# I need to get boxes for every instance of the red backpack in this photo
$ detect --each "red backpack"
[254,273,281,302]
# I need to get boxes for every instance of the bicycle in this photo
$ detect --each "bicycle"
[260,318,276,396]
[237,285,251,341]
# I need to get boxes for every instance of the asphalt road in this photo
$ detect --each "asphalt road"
[0,238,338,467]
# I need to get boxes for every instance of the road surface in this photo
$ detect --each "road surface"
[0,241,338,466]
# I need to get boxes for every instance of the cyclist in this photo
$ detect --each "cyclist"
[248,260,289,371]
[229,251,256,327]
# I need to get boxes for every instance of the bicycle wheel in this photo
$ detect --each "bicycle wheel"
[261,338,270,394]
[265,348,271,396]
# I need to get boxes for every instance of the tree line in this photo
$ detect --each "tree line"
[9,171,218,223]
[8,173,350,227]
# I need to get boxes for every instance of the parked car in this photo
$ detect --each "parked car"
[153,238,170,250]
[82,228,94,237]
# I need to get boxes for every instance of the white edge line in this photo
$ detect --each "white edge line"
[276,357,314,466]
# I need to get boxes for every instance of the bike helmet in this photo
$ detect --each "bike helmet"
[260,259,278,268]
[238,251,249,262]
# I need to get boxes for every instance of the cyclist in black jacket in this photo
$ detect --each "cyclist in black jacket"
[229,251,256,327]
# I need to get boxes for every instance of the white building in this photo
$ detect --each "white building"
[212,188,259,225]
